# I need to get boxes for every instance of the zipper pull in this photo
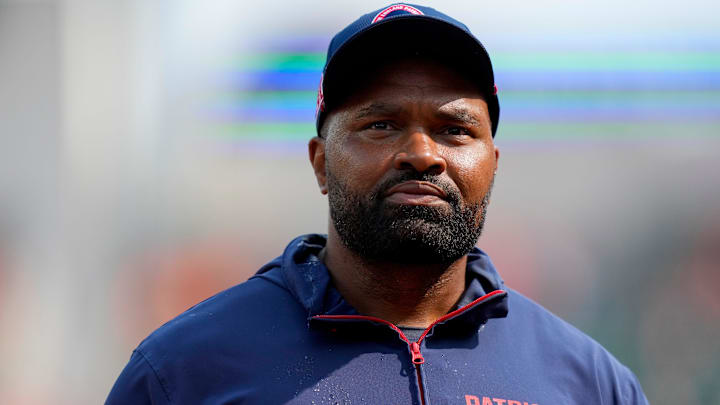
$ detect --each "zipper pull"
[410,342,425,365]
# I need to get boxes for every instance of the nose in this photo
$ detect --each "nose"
[392,130,447,174]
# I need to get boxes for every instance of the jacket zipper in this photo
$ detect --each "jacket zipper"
[409,342,427,405]
[312,289,506,405]
[312,314,429,404]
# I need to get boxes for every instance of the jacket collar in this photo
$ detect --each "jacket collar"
[256,234,508,327]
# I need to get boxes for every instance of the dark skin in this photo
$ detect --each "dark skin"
[308,58,499,328]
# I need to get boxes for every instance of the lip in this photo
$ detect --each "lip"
[384,181,448,205]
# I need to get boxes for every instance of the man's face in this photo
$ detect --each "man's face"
[312,57,499,265]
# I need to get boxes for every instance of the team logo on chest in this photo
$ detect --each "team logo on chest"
[464,395,538,405]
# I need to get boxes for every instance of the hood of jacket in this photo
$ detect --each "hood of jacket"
[255,234,508,331]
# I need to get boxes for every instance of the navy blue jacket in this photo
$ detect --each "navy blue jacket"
[107,234,649,405]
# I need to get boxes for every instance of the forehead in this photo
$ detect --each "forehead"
[330,57,488,123]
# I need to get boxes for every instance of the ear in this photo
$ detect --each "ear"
[493,145,500,174]
[308,136,328,195]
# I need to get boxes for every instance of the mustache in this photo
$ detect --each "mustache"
[371,172,462,204]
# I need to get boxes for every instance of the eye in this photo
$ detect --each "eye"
[441,126,472,136]
[367,121,392,130]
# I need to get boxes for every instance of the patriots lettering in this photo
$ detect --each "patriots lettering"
[464,395,538,405]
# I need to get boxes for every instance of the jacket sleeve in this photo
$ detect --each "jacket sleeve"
[597,352,649,405]
[105,350,171,405]
[620,367,650,405]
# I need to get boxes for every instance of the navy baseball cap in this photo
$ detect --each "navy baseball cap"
[315,3,500,137]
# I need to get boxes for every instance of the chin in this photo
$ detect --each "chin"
[360,224,476,265]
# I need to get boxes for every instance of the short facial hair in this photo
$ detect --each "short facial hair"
[327,168,493,265]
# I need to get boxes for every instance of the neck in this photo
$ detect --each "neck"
[321,226,468,328]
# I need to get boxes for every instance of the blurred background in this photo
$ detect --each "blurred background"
[1,0,718,403]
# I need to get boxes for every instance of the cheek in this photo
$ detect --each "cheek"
[326,136,394,190]
[447,144,496,200]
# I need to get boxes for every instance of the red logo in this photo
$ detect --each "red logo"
[465,395,537,405]
[315,73,325,118]
[371,4,424,24]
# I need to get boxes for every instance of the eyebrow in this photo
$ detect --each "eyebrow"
[435,106,483,127]
[353,102,403,120]
[351,102,485,128]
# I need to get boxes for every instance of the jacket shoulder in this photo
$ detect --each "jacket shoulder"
[107,268,307,404]
[504,288,602,347]
[501,288,648,404]
[141,267,305,353]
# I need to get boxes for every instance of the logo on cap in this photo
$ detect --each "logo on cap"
[315,73,325,118]
[372,4,424,24]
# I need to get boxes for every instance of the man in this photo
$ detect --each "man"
[107,4,649,404]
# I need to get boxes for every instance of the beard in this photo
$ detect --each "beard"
[327,168,493,265]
